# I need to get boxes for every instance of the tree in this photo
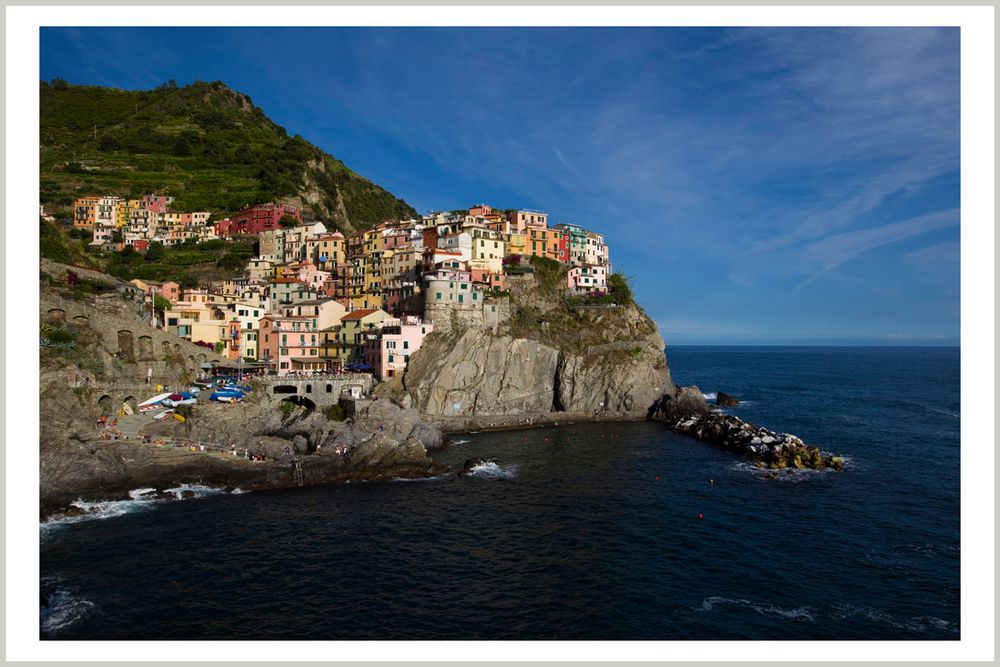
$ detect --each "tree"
[145,241,164,261]
[279,214,299,228]
[607,273,633,304]
[154,295,172,312]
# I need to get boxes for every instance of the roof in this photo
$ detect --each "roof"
[341,309,382,321]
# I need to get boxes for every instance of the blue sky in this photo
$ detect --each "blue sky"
[40,27,960,345]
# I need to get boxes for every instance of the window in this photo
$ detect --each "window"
[458,294,464,304]
[403,341,409,349]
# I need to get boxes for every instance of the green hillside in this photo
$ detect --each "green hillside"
[39,79,418,232]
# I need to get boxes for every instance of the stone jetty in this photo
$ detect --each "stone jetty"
[671,412,845,471]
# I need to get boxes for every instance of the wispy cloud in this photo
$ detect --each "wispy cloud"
[794,208,959,290]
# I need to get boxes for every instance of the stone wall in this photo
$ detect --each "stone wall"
[424,296,510,335]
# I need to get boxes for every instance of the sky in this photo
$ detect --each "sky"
[40,27,961,346]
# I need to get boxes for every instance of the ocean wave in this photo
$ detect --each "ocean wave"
[40,578,95,636]
[450,439,471,445]
[463,461,517,479]
[701,392,717,401]
[700,596,815,622]
[42,485,239,536]
[162,483,229,499]
[830,603,958,634]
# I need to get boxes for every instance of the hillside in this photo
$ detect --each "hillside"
[40,79,418,231]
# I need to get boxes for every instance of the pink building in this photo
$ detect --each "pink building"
[470,267,505,291]
[363,317,434,379]
[567,265,608,295]
[259,314,323,375]
[141,194,173,214]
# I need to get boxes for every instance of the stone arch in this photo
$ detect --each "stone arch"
[326,383,333,393]
[197,353,206,363]
[97,394,113,416]
[121,395,138,416]
[162,341,172,358]
[45,308,66,325]
[137,335,154,360]
[281,396,315,411]
[73,315,89,325]
[272,384,298,395]
[305,384,312,393]
[117,330,135,361]
[174,344,180,354]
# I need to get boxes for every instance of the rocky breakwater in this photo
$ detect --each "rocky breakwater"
[671,413,845,472]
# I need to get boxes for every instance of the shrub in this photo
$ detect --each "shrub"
[322,402,346,421]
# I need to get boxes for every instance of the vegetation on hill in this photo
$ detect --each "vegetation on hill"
[40,79,418,231]
[103,238,258,286]
[40,217,257,286]
[506,257,651,354]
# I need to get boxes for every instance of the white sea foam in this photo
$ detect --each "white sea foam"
[231,487,248,494]
[700,596,815,622]
[464,461,517,479]
[40,580,95,635]
[42,485,240,536]
[702,392,717,401]
[732,455,853,481]
[163,483,228,499]
[450,439,471,445]
[830,603,957,634]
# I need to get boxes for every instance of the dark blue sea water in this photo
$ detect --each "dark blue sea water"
[40,346,960,640]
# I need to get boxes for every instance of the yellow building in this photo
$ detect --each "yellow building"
[317,232,345,271]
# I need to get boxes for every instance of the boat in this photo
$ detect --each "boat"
[152,409,175,420]
[210,389,244,402]
[162,392,197,407]
[138,392,173,413]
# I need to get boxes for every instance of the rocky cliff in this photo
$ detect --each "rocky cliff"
[383,259,708,422]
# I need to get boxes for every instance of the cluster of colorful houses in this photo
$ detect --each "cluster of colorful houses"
[76,197,613,377]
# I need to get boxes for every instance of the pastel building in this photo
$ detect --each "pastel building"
[336,309,389,365]
[258,314,324,374]
[506,209,548,233]
[363,316,434,379]
[567,265,608,295]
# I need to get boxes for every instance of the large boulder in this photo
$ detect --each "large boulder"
[647,386,711,423]
[716,391,740,407]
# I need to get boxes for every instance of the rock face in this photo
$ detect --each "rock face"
[400,330,561,416]
[716,391,740,407]
[396,329,676,418]
[671,413,844,471]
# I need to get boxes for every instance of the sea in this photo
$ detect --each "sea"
[39,346,960,640]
